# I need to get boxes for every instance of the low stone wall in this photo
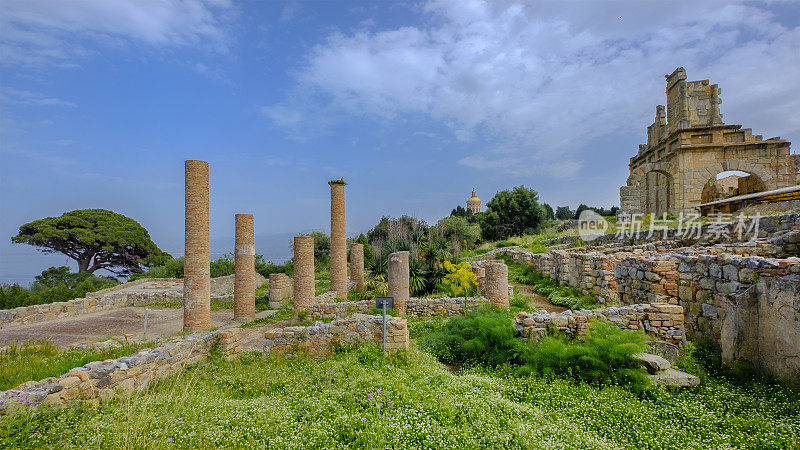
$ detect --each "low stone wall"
[268,273,293,308]
[0,274,267,330]
[0,328,242,409]
[514,303,685,345]
[306,297,489,320]
[263,314,409,357]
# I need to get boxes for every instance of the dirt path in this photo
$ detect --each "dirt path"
[0,307,276,349]
[511,283,567,313]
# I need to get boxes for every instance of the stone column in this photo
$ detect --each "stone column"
[485,260,510,307]
[293,235,315,316]
[328,180,348,299]
[471,265,486,295]
[234,213,255,322]
[350,243,365,291]
[387,251,410,314]
[184,160,211,331]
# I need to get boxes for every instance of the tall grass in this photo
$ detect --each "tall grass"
[0,341,144,390]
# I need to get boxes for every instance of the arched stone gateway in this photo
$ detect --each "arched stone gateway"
[620,68,798,215]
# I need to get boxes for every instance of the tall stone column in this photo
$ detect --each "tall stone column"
[293,235,315,316]
[328,180,348,299]
[485,260,510,307]
[387,251,409,314]
[350,243,365,291]
[234,213,255,322]
[184,160,210,331]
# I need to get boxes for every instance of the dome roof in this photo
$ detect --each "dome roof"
[468,190,480,203]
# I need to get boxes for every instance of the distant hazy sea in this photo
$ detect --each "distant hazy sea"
[0,232,294,286]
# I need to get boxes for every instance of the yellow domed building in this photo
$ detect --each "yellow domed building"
[467,190,481,213]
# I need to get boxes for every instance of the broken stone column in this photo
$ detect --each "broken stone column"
[387,251,410,314]
[184,160,211,331]
[329,179,348,299]
[293,235,315,315]
[471,265,486,295]
[485,260,510,307]
[234,213,255,322]
[350,243,365,291]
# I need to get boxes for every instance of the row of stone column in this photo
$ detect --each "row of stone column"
[184,160,258,331]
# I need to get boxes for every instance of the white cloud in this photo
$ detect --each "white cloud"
[0,88,77,107]
[0,0,235,67]
[266,0,800,178]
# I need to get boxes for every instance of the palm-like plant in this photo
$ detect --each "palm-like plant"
[409,257,428,296]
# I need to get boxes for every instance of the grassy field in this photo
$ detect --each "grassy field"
[1,344,798,448]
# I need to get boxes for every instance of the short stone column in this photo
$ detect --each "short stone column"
[234,213,255,322]
[268,273,292,308]
[387,251,410,314]
[350,243,365,291]
[293,235,315,316]
[329,180,348,299]
[485,260,509,307]
[471,266,486,295]
[184,160,211,331]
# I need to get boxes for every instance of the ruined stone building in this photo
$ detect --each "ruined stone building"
[620,68,799,215]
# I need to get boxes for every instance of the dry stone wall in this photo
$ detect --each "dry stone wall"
[306,297,489,321]
[515,303,685,345]
[0,328,242,410]
[263,314,408,357]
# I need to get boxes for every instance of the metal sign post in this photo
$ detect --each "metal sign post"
[375,296,394,353]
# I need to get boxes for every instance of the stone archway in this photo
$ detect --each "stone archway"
[689,161,776,208]
[700,170,768,204]
[626,162,676,215]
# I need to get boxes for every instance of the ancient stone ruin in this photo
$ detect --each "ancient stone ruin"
[233,213,255,322]
[329,179,348,299]
[183,160,211,331]
[350,243,365,291]
[292,235,315,316]
[620,67,799,215]
[387,251,410,314]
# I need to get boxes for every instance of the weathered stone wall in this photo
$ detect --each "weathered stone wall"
[515,303,685,345]
[268,273,293,308]
[720,274,800,384]
[484,261,510,307]
[0,328,242,409]
[263,314,408,357]
[307,297,489,320]
[0,274,267,330]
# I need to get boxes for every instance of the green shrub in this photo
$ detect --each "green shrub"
[510,292,530,309]
[495,240,515,248]
[420,307,523,367]
[518,320,650,393]
[0,267,118,309]
[407,316,449,339]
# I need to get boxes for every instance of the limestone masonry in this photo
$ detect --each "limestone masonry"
[388,251,410,314]
[183,160,211,331]
[293,235,315,315]
[620,67,799,215]
[234,213,255,322]
[329,180,348,299]
[350,243,365,291]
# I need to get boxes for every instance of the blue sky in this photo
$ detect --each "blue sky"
[1,0,799,283]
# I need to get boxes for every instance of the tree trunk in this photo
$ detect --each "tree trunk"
[77,257,91,273]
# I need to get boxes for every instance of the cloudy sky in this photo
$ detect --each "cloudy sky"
[1,0,799,283]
